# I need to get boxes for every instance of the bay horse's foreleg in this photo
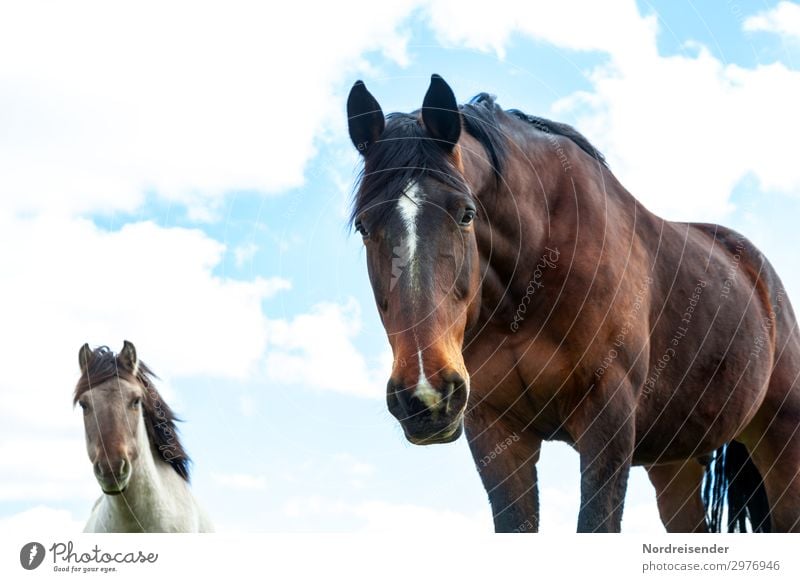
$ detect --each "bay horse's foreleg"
[465,409,541,532]
[645,459,708,532]
[569,386,636,533]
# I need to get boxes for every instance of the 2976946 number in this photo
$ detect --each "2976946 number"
[730,560,780,571]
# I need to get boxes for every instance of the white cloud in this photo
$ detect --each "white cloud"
[332,453,375,477]
[352,500,490,532]
[0,506,85,535]
[554,49,800,220]
[424,0,800,221]
[0,436,96,503]
[0,215,289,431]
[233,243,260,268]
[264,298,389,398]
[239,393,258,417]
[283,496,491,533]
[0,0,418,216]
[212,472,268,491]
[426,0,655,64]
[331,453,376,489]
[621,468,665,534]
[5,0,795,225]
[0,211,384,504]
[0,214,292,503]
[744,1,800,40]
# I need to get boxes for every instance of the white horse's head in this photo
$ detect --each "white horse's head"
[75,341,190,495]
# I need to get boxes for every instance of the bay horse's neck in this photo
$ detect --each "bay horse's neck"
[95,415,190,532]
[461,126,645,333]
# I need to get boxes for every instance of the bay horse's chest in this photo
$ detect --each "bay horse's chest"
[463,328,581,443]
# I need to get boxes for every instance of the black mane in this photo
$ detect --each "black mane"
[506,108,606,167]
[349,92,605,229]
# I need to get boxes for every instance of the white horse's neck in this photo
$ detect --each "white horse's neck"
[84,414,212,533]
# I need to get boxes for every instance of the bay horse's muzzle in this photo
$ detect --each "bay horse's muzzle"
[386,373,468,445]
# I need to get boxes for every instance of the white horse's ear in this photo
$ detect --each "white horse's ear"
[78,343,94,372]
[119,340,139,376]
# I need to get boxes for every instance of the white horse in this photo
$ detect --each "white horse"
[76,341,213,532]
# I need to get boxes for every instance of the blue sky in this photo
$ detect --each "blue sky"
[1,0,799,534]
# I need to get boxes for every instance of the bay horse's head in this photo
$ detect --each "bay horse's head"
[74,341,189,494]
[348,75,502,444]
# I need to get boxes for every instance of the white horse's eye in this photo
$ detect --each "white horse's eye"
[130,397,141,410]
[355,219,369,238]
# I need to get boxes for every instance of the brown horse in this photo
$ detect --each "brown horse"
[346,74,800,532]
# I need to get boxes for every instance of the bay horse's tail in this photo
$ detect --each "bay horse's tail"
[702,441,771,532]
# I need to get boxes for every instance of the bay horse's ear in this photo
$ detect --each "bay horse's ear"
[421,74,461,151]
[347,80,385,155]
[78,343,94,372]
[119,340,138,375]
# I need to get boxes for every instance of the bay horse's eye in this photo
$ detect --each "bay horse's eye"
[354,219,369,238]
[460,208,476,226]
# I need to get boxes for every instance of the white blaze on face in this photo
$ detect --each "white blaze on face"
[397,182,423,273]
[397,182,441,410]
[414,349,442,410]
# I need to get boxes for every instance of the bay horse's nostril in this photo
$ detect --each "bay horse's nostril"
[387,379,405,415]
[394,386,413,417]
[445,382,455,414]
[393,385,432,420]
[443,375,468,415]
